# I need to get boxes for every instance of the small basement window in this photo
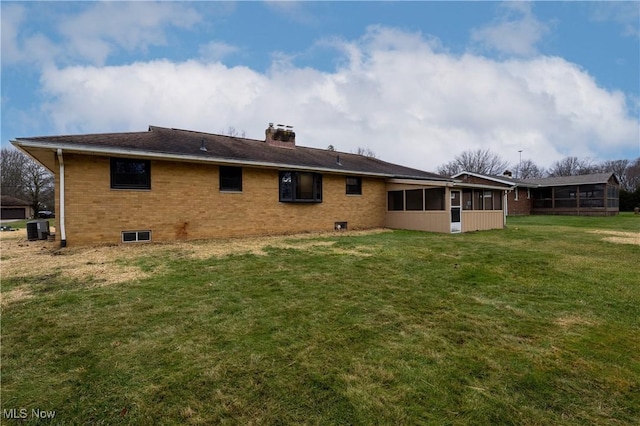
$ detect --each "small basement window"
[122,230,151,243]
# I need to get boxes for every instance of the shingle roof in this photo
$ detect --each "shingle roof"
[453,171,619,188]
[522,173,618,186]
[451,171,537,187]
[1,195,31,206]
[14,126,448,181]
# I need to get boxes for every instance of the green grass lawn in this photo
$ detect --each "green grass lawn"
[1,215,639,424]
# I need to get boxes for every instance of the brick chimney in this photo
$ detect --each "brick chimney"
[265,123,295,148]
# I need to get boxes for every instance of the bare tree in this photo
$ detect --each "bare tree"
[437,162,463,177]
[547,156,590,177]
[1,147,54,213]
[514,159,545,179]
[221,126,246,138]
[622,157,640,192]
[548,156,627,177]
[24,160,54,214]
[1,147,28,198]
[577,157,600,175]
[598,159,630,189]
[437,148,509,176]
[353,147,377,158]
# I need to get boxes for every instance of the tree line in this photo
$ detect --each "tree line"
[1,147,54,216]
[437,148,640,211]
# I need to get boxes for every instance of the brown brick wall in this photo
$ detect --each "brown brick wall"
[56,154,387,246]
[459,175,500,186]
[507,187,532,216]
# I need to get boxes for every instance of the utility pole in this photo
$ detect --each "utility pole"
[518,150,523,179]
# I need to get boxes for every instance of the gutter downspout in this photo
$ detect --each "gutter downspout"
[56,149,67,247]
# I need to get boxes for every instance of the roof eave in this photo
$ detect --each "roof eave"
[452,182,513,191]
[452,171,531,187]
[12,139,412,179]
[386,178,455,186]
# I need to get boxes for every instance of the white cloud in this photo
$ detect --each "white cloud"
[264,1,317,26]
[37,27,639,172]
[2,2,201,67]
[1,4,26,64]
[471,2,550,57]
[198,41,240,62]
[590,2,640,38]
[57,2,201,65]
[1,4,61,66]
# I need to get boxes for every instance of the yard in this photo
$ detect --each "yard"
[1,215,639,424]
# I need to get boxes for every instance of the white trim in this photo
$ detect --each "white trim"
[504,190,508,223]
[451,171,517,186]
[453,182,512,191]
[386,178,453,186]
[452,171,537,188]
[56,149,67,247]
[450,189,462,233]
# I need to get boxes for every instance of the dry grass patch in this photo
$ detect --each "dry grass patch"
[1,228,389,293]
[1,230,154,288]
[554,315,597,328]
[169,228,390,259]
[0,286,34,308]
[589,230,640,246]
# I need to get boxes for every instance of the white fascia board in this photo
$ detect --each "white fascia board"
[12,140,397,179]
[386,178,454,186]
[452,171,540,188]
[451,171,517,186]
[452,182,514,191]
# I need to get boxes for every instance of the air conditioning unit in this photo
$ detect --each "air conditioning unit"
[26,219,50,241]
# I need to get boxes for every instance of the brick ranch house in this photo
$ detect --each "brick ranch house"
[12,125,508,247]
[453,171,620,216]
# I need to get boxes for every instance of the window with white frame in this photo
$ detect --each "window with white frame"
[122,230,151,243]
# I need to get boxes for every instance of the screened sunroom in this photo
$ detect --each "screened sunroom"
[528,174,620,216]
[384,179,507,234]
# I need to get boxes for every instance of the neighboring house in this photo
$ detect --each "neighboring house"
[453,171,620,216]
[12,124,507,246]
[0,196,34,220]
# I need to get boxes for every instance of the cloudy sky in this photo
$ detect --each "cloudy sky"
[2,1,639,172]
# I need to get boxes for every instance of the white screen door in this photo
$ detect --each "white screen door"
[450,190,462,233]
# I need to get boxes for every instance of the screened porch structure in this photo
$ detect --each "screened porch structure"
[527,173,620,216]
[384,179,507,234]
